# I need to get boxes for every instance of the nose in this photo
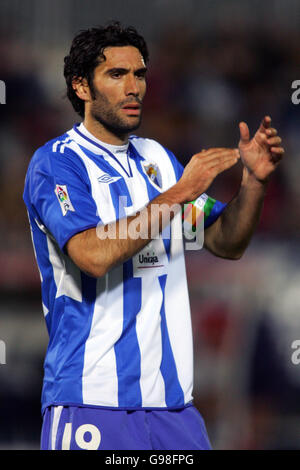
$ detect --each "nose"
[125,73,139,96]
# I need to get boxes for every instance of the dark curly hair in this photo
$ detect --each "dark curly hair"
[64,21,149,117]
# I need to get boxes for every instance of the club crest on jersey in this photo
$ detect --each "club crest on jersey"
[142,162,162,190]
[55,184,75,216]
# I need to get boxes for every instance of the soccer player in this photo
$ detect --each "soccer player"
[23,22,284,450]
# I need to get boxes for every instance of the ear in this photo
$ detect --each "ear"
[72,77,91,102]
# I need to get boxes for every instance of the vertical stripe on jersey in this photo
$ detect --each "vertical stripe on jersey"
[82,266,124,406]
[114,260,142,407]
[109,181,133,220]
[135,275,166,407]
[158,274,185,407]
[131,145,172,260]
[163,214,194,404]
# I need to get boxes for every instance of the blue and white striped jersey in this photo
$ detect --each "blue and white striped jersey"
[23,123,226,413]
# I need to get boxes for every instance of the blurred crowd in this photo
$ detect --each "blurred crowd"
[141,23,300,238]
[0,14,300,449]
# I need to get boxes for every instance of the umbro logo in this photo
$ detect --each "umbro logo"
[97,174,121,184]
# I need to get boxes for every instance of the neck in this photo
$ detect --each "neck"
[83,115,129,146]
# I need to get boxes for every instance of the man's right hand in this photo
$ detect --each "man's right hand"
[177,148,240,202]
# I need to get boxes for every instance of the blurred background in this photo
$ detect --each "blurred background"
[0,0,299,450]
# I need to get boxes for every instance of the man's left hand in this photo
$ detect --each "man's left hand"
[238,116,285,183]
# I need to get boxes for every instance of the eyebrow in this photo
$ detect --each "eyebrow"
[105,67,147,75]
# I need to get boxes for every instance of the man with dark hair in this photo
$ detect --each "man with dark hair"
[64,22,149,118]
[23,21,284,450]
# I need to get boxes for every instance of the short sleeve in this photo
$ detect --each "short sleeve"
[23,147,101,251]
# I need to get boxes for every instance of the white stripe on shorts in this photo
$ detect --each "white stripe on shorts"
[51,406,63,450]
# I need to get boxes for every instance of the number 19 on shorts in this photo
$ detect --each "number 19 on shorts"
[62,422,101,450]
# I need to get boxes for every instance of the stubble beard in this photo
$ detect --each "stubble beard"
[90,89,142,138]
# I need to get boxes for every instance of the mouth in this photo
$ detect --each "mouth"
[122,103,141,116]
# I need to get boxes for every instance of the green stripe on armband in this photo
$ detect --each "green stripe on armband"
[203,196,216,221]
[182,195,215,233]
[181,195,216,219]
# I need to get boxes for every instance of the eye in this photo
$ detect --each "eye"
[111,72,121,79]
[136,71,146,80]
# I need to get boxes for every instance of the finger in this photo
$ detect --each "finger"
[266,127,277,137]
[198,147,237,157]
[213,157,239,174]
[205,153,239,169]
[196,148,239,162]
[258,115,272,133]
[270,147,284,155]
[209,155,239,171]
[271,147,284,164]
[239,122,250,144]
[202,151,240,166]
[267,136,282,146]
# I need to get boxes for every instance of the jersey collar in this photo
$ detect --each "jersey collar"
[72,123,129,155]
[70,123,133,178]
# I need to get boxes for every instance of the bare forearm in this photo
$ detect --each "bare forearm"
[204,167,267,259]
[67,183,186,277]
